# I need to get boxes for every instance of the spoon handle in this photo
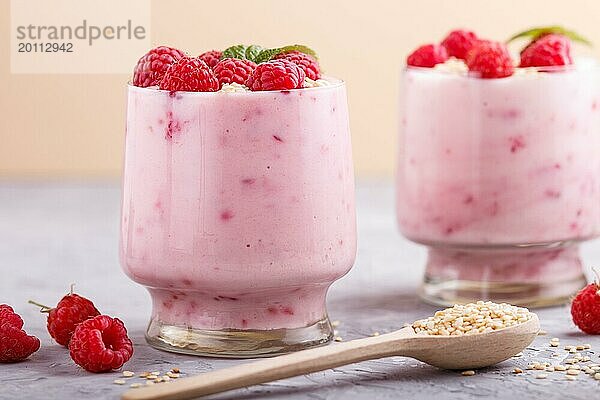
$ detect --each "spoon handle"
[122,332,410,400]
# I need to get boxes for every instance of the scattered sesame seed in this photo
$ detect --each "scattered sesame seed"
[140,372,150,378]
[535,373,548,379]
[513,352,524,358]
[576,345,585,351]
[113,380,126,385]
[565,375,578,381]
[595,373,600,380]
[122,371,135,378]
[533,364,546,370]
[538,330,548,336]
[550,337,560,342]
[461,370,476,376]
[334,336,343,342]
[513,368,523,374]
[146,381,155,386]
[568,365,581,370]
[550,342,559,347]
[372,332,380,337]
[565,358,577,364]
[331,321,340,328]
[130,383,141,389]
[583,344,592,349]
[545,366,555,372]
[567,369,580,376]
[171,368,180,374]
[152,371,160,376]
[162,376,171,382]
[554,365,567,371]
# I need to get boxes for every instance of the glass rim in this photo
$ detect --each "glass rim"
[404,61,600,80]
[127,76,345,96]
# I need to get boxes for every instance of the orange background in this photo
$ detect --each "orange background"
[2,0,600,178]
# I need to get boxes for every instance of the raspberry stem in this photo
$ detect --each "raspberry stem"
[28,300,52,313]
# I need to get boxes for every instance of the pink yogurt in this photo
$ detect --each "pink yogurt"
[121,80,356,330]
[397,64,600,246]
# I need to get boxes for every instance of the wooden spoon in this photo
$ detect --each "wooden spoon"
[122,314,539,400]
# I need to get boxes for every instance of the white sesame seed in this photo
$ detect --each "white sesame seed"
[534,364,546,370]
[513,368,523,374]
[461,370,476,376]
[372,332,380,337]
[554,365,567,371]
[130,383,141,389]
[565,375,578,381]
[535,373,548,379]
[113,380,126,385]
[122,371,135,378]
[567,369,580,376]
[595,373,600,380]
[412,302,533,336]
[334,336,343,342]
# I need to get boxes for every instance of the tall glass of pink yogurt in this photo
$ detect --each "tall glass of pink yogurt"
[397,60,600,307]
[121,80,356,357]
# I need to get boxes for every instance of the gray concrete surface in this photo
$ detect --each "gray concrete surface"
[1,180,600,400]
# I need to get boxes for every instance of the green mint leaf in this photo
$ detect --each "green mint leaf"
[507,26,592,46]
[222,45,248,60]
[255,44,319,64]
[279,45,318,60]
[255,48,283,63]
[245,45,264,62]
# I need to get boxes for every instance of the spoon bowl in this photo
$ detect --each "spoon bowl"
[123,313,540,400]
[403,313,540,369]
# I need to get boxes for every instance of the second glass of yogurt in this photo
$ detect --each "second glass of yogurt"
[398,31,600,307]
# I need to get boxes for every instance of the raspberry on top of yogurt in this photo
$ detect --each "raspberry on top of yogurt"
[132,43,330,92]
[406,26,592,79]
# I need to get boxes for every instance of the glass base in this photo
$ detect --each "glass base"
[420,243,587,308]
[145,317,333,358]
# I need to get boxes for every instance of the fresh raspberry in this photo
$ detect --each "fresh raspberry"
[46,294,100,346]
[159,57,220,92]
[274,51,321,80]
[519,34,572,68]
[0,306,40,363]
[571,282,600,334]
[245,59,306,91]
[69,315,133,372]
[213,58,257,87]
[465,40,514,79]
[0,304,24,329]
[133,46,185,87]
[441,30,479,60]
[406,44,449,68]
[199,50,222,69]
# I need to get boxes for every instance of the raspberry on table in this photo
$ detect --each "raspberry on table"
[441,29,479,60]
[133,46,185,87]
[0,305,40,363]
[159,57,220,92]
[406,44,449,68]
[571,282,600,334]
[0,304,24,329]
[465,40,514,79]
[199,50,223,69]
[245,59,306,91]
[69,315,133,373]
[213,58,257,87]
[274,50,321,80]
[48,294,100,346]
[519,33,572,68]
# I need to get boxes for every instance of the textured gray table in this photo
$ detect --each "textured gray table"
[2,181,600,400]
